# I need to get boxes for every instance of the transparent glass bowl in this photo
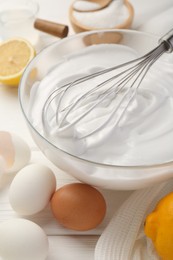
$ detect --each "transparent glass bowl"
[19,29,173,190]
[0,0,39,44]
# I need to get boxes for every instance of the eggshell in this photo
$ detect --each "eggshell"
[9,163,56,215]
[50,183,106,231]
[0,131,31,173]
[0,218,49,260]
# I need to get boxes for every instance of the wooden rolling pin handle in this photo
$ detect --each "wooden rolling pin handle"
[34,18,69,38]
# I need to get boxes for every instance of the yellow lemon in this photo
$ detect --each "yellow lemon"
[0,38,36,86]
[144,192,173,260]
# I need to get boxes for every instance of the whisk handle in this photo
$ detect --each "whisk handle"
[159,28,173,53]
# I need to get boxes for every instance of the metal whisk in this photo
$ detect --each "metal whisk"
[42,29,173,140]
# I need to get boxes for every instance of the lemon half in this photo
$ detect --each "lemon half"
[0,38,36,86]
[145,192,173,260]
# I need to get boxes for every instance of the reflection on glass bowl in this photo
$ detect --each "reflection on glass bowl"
[19,29,173,190]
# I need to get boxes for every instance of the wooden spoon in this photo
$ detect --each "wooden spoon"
[73,0,113,12]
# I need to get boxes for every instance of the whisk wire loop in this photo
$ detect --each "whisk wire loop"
[79,43,167,138]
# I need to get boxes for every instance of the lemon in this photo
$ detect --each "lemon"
[144,192,173,260]
[0,38,36,86]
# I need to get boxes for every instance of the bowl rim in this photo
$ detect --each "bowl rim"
[19,28,173,170]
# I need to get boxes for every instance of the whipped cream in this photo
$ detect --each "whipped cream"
[29,44,173,166]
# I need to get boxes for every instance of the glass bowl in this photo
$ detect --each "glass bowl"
[0,0,39,44]
[19,29,173,190]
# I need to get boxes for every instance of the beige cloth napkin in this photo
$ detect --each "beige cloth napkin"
[95,180,173,260]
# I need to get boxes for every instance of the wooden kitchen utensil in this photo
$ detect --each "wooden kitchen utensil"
[34,18,69,38]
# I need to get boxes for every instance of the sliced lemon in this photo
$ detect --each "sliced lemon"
[0,38,36,86]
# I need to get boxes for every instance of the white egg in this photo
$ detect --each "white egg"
[9,163,56,215]
[0,131,31,173]
[0,218,49,260]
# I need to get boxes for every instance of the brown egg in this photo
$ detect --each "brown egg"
[50,183,106,231]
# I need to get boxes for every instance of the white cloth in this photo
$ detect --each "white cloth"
[137,7,173,36]
[95,181,173,260]
[130,0,173,30]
